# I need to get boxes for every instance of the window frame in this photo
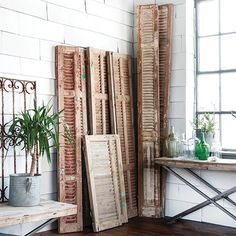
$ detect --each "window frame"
[195,0,236,158]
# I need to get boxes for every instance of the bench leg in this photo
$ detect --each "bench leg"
[186,169,236,208]
[163,166,236,223]
[24,218,58,236]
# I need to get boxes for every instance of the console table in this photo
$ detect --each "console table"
[155,157,236,223]
[0,199,77,236]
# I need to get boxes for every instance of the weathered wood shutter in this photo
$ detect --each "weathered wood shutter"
[87,48,113,135]
[108,52,137,218]
[159,4,173,156]
[56,46,87,233]
[84,135,125,232]
[158,4,174,215]
[137,4,160,217]
[137,3,173,218]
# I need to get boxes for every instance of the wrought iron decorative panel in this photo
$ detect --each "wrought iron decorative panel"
[0,77,36,203]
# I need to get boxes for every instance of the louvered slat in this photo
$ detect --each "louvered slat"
[56,46,87,233]
[87,48,113,135]
[84,135,126,232]
[108,52,137,218]
[137,4,160,217]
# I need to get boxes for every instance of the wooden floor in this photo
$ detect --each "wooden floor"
[37,217,236,236]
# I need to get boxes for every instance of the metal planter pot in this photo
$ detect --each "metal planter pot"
[9,173,41,207]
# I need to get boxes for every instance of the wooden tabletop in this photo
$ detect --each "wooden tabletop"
[155,157,236,171]
[0,200,77,228]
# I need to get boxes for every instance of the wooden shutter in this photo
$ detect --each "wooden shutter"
[108,52,137,218]
[56,46,87,233]
[87,48,114,135]
[84,135,125,232]
[158,4,174,216]
[159,4,173,156]
[137,4,160,217]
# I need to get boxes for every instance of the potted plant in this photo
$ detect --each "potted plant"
[6,101,72,206]
[192,113,216,146]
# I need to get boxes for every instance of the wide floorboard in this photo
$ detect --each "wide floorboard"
[37,217,236,236]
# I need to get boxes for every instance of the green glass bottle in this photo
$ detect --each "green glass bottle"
[195,132,210,160]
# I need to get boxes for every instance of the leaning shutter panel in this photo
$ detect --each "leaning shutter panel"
[137,4,161,217]
[84,135,125,232]
[158,4,173,217]
[159,4,173,156]
[87,48,113,135]
[108,52,137,218]
[56,46,87,233]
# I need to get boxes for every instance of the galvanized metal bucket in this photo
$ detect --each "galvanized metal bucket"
[9,173,41,207]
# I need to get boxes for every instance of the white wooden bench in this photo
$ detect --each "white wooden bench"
[0,199,77,236]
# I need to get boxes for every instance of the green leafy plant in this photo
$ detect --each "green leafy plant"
[191,113,216,135]
[6,101,73,177]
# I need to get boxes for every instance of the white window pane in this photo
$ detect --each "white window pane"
[199,36,219,72]
[221,73,236,110]
[221,0,236,33]
[221,34,236,70]
[221,115,236,149]
[198,0,219,36]
[197,74,219,111]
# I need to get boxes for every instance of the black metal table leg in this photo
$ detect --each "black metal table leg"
[186,168,236,208]
[24,218,58,236]
[166,186,236,223]
[163,166,236,222]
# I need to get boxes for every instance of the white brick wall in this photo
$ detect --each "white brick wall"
[0,0,134,234]
[0,0,235,234]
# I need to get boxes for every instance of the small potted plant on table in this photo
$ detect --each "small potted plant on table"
[192,113,216,146]
[6,101,72,206]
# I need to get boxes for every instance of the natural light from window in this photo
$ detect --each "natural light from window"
[196,0,236,150]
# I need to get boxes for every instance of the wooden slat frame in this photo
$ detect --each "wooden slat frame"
[108,52,137,218]
[158,4,173,218]
[56,45,87,233]
[84,135,126,232]
[159,4,174,157]
[137,4,160,217]
[87,48,114,135]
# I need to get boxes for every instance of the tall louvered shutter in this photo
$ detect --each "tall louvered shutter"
[158,4,174,216]
[159,4,173,156]
[56,46,87,233]
[87,48,113,135]
[108,52,137,218]
[137,5,161,217]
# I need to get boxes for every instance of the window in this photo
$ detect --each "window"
[196,0,236,153]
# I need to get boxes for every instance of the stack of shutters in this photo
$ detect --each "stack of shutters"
[55,3,173,228]
[56,46,137,232]
[137,4,173,218]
